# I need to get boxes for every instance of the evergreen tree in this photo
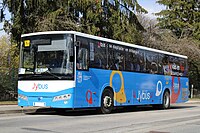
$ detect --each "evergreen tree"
[156,0,200,40]
[1,0,147,44]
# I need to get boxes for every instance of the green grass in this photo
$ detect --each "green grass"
[0,101,18,105]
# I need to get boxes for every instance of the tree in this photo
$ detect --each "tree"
[156,0,200,40]
[0,0,148,99]
[0,35,19,96]
[1,0,147,44]
[155,0,200,94]
[138,14,200,95]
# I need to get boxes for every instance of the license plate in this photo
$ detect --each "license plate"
[33,102,46,107]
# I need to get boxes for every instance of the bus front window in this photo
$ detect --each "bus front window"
[19,34,74,80]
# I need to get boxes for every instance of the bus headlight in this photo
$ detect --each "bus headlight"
[53,94,72,102]
[18,94,28,101]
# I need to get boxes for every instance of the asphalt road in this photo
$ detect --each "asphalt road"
[0,103,200,133]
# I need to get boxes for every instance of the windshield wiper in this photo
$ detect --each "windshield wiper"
[41,70,62,79]
[18,74,42,80]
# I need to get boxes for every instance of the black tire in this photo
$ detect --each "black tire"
[100,89,114,114]
[162,91,170,109]
[153,91,170,110]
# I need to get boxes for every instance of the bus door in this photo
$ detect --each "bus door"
[74,37,98,108]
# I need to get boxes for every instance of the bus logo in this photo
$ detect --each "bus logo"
[32,83,48,91]
[156,81,163,96]
[77,72,82,83]
[137,90,151,101]
[86,90,93,104]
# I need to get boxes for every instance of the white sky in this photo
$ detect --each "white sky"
[0,6,11,37]
[137,0,165,18]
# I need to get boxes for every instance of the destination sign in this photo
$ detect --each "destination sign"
[31,39,51,45]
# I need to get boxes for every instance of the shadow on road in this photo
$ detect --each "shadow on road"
[26,104,197,116]
[170,105,197,109]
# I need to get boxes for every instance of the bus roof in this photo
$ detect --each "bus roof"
[22,31,187,59]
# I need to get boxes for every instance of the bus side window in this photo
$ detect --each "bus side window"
[137,50,145,73]
[170,56,180,76]
[90,41,107,69]
[184,60,188,77]
[109,44,125,71]
[125,51,133,71]
[158,54,164,74]
[76,37,89,70]
[162,55,172,75]
[179,58,188,77]
[125,48,138,72]
[145,51,158,74]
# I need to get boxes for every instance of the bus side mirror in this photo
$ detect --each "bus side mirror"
[75,41,80,47]
[70,56,74,62]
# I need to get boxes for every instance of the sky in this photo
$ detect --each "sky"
[137,0,165,18]
[0,7,11,37]
[0,0,165,37]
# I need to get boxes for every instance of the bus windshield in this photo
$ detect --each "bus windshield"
[19,34,74,80]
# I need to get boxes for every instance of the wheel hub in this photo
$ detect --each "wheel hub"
[164,94,169,106]
[103,96,112,108]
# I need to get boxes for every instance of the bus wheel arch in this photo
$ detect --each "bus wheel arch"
[100,87,114,114]
[162,88,170,109]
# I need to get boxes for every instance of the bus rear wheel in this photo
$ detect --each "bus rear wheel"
[100,89,114,114]
[153,90,170,110]
[162,90,170,109]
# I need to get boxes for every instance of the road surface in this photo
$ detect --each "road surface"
[0,103,200,133]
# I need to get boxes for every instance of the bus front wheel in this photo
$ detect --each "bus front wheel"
[100,89,114,114]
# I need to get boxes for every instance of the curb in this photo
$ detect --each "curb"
[0,108,38,114]
[0,107,53,114]
[186,101,200,104]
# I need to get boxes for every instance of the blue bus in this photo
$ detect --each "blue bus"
[18,31,189,114]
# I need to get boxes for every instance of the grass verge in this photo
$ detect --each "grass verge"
[0,101,17,105]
